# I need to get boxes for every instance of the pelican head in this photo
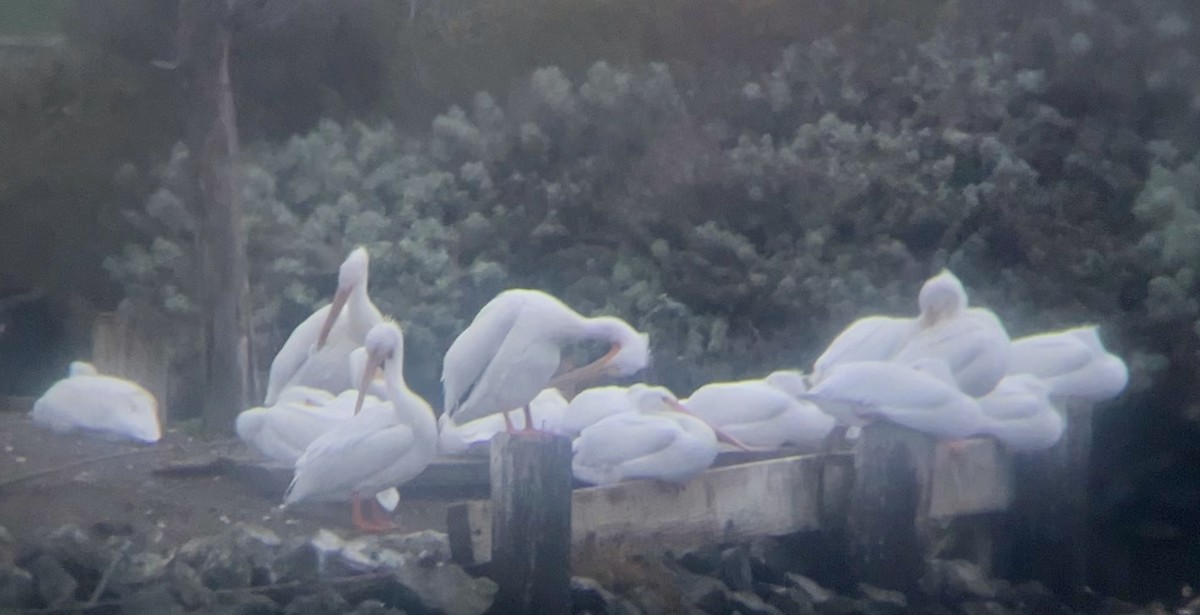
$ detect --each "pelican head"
[318,247,371,348]
[918,269,967,327]
[549,319,651,389]
[628,383,751,451]
[354,321,403,414]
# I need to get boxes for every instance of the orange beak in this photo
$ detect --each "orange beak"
[317,286,353,349]
[548,342,621,390]
[665,398,752,452]
[355,349,387,415]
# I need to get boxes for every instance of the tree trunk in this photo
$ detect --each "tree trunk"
[179,0,254,434]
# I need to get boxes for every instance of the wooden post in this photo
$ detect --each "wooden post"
[1008,401,1094,602]
[489,432,573,615]
[178,0,255,434]
[92,312,171,425]
[847,421,937,593]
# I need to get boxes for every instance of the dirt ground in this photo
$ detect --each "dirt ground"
[0,410,478,559]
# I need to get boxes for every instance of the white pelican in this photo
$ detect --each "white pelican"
[31,361,162,443]
[284,321,436,531]
[893,270,1010,397]
[680,371,836,449]
[799,359,986,439]
[571,384,745,486]
[264,247,384,405]
[437,388,569,455]
[975,374,1064,451]
[811,316,919,385]
[442,289,650,431]
[1006,326,1128,402]
[558,385,636,438]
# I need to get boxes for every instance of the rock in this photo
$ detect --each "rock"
[997,581,1065,614]
[719,546,755,593]
[273,537,321,585]
[625,584,668,615]
[392,559,497,615]
[1095,596,1142,614]
[179,524,281,590]
[218,592,281,615]
[857,582,907,610]
[785,574,833,604]
[377,530,452,565]
[573,576,628,614]
[747,537,796,585]
[27,553,78,608]
[958,601,1015,615]
[671,565,731,614]
[677,544,723,576]
[814,596,867,615]
[110,551,172,594]
[348,599,407,615]
[283,587,350,615]
[0,562,36,608]
[730,590,785,615]
[0,525,13,543]
[919,560,996,602]
[757,583,815,615]
[169,559,215,609]
[122,585,186,615]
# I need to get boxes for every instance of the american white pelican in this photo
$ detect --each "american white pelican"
[442,289,650,431]
[30,362,162,443]
[264,247,384,405]
[811,316,919,385]
[437,388,569,455]
[1006,326,1128,402]
[893,270,1010,397]
[284,321,436,531]
[558,385,636,438]
[800,359,986,439]
[680,372,836,449]
[975,374,1064,451]
[571,384,744,486]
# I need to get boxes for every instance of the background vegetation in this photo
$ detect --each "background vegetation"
[1,0,1198,602]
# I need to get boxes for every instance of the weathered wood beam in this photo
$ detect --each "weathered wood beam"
[488,432,573,615]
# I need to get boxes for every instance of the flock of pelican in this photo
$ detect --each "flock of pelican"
[28,247,1130,531]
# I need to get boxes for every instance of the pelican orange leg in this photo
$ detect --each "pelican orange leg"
[351,492,395,533]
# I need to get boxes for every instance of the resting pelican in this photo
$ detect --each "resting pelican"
[31,362,161,443]
[975,374,1064,451]
[558,385,636,438]
[571,384,745,486]
[442,289,650,431]
[438,388,569,455]
[800,359,986,439]
[893,270,1010,397]
[284,321,436,532]
[265,247,384,405]
[811,316,919,385]
[1006,326,1128,402]
[681,371,836,449]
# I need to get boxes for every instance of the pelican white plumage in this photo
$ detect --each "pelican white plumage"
[800,359,986,439]
[975,374,1064,451]
[285,321,436,531]
[437,388,569,455]
[571,384,742,486]
[1006,326,1128,402]
[442,289,650,430]
[31,361,162,443]
[264,247,384,405]
[811,316,919,385]
[892,270,1010,397]
[558,385,636,438]
[681,372,836,449]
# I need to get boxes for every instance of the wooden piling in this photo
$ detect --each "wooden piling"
[489,432,573,615]
[846,421,937,593]
[1008,401,1094,602]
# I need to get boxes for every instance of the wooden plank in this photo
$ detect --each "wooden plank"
[1007,400,1094,602]
[449,452,832,567]
[489,432,573,615]
[928,438,1013,518]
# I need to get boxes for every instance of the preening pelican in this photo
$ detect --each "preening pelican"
[975,374,1064,451]
[442,289,650,430]
[681,372,836,449]
[558,385,636,438]
[285,321,437,532]
[811,316,919,385]
[265,247,384,405]
[31,361,161,443]
[571,384,744,486]
[800,359,986,439]
[438,388,568,455]
[1006,326,1128,402]
[893,270,1010,397]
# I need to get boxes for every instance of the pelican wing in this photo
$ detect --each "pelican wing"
[32,375,161,442]
[447,317,562,424]
[286,416,417,504]
[683,381,792,426]
[572,414,681,469]
[265,305,331,405]
[442,293,526,414]
[1008,332,1093,378]
[813,316,916,382]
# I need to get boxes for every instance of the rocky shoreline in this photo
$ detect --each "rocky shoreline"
[0,522,1194,615]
